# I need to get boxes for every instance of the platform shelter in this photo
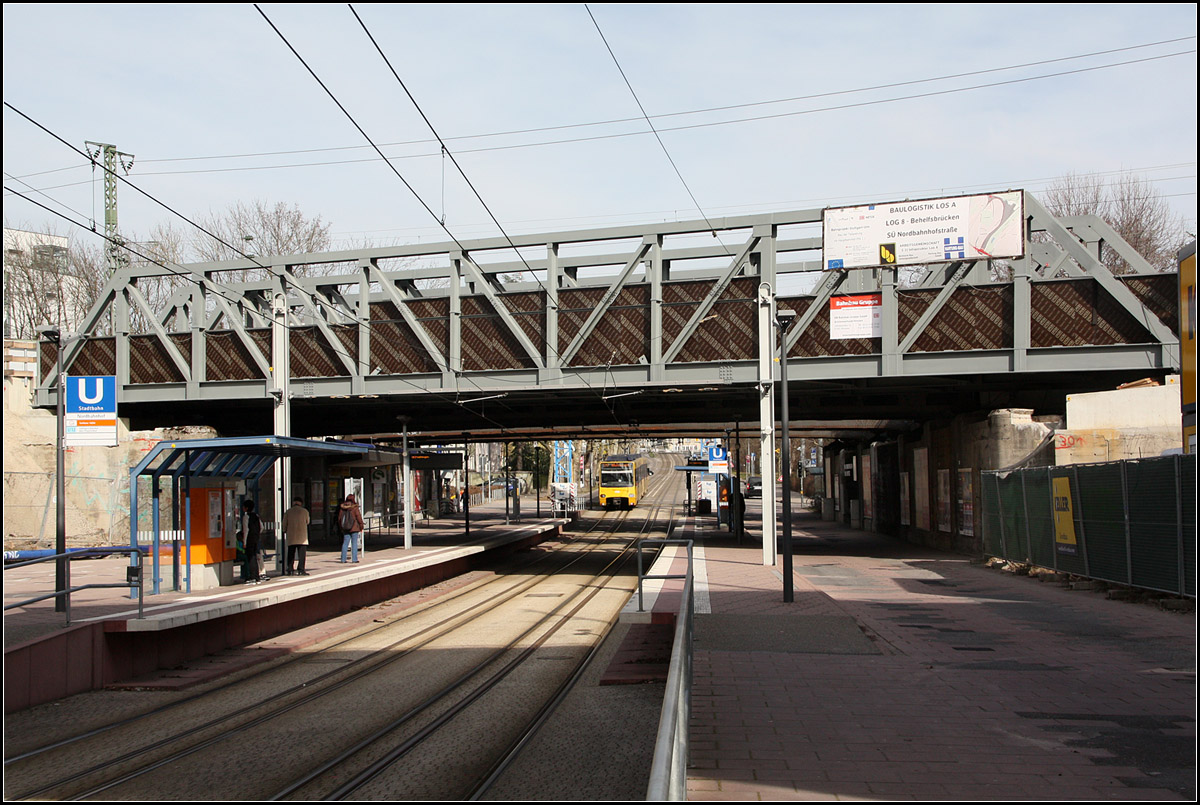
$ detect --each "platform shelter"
[128,435,400,594]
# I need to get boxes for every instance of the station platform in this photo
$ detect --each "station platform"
[4,506,566,713]
[615,506,1196,801]
[6,499,1195,800]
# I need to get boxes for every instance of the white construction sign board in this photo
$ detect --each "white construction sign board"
[830,293,882,339]
[823,190,1024,270]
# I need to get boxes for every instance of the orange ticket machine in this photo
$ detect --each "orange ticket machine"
[180,480,242,589]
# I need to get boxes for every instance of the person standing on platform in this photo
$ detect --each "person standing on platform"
[339,494,364,563]
[241,499,263,583]
[283,497,310,575]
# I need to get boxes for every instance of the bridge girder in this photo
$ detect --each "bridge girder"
[36,194,1179,440]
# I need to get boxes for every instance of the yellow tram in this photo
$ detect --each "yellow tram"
[598,454,651,509]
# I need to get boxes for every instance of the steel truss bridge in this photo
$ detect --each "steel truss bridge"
[37,191,1179,445]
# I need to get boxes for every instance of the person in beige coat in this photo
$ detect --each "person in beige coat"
[283,498,311,575]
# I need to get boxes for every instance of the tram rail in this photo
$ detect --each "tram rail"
[5,455,684,801]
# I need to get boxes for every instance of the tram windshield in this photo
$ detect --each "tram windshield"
[601,469,634,487]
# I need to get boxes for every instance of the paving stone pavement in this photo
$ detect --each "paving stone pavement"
[688,511,1195,801]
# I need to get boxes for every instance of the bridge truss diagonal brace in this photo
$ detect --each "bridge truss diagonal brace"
[560,239,653,366]
[1059,214,1160,276]
[1026,193,1176,348]
[40,281,119,392]
[784,269,847,355]
[203,283,272,331]
[125,282,192,384]
[897,261,975,354]
[201,280,273,381]
[456,252,545,371]
[364,259,448,373]
[156,284,193,331]
[662,235,760,365]
[279,266,359,378]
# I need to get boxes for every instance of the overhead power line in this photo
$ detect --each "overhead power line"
[348,3,541,280]
[3,105,520,431]
[585,3,724,246]
[8,38,1195,183]
[6,182,519,432]
[254,4,625,426]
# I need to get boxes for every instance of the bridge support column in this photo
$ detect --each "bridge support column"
[758,282,777,567]
[272,285,291,574]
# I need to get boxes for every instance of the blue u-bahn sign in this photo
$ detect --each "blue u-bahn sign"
[708,446,728,475]
[65,375,117,446]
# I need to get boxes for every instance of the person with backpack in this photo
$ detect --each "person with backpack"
[339,494,364,563]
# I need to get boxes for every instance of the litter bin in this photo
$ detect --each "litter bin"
[697,499,712,515]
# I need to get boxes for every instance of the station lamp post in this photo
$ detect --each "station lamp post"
[775,308,797,603]
[724,428,736,538]
[462,432,471,539]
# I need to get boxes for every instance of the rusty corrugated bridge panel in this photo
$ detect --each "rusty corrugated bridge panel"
[36,194,1179,440]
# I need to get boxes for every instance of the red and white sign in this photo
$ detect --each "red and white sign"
[829,294,882,340]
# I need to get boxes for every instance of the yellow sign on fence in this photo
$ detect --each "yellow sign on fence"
[1052,476,1078,556]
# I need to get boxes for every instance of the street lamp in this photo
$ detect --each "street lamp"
[775,308,797,603]
[37,324,68,612]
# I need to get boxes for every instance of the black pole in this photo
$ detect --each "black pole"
[536,445,541,518]
[724,428,733,533]
[54,332,66,612]
[734,422,742,543]
[462,434,470,539]
[777,309,796,603]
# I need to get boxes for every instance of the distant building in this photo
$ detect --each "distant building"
[3,228,68,262]
[2,228,87,339]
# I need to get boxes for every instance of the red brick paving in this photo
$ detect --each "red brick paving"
[686,512,1195,801]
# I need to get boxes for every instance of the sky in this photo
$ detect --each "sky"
[3,3,1196,258]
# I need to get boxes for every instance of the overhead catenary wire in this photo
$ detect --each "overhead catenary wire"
[5,171,95,230]
[3,28,604,435]
[9,184,517,432]
[585,3,726,250]
[2,122,518,434]
[256,3,625,427]
[10,35,1193,179]
[10,169,1196,247]
[347,3,544,281]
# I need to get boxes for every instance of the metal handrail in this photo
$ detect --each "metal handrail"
[364,512,404,536]
[645,539,694,801]
[3,547,144,625]
[636,537,693,613]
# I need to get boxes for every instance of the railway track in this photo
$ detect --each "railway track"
[5,455,685,801]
